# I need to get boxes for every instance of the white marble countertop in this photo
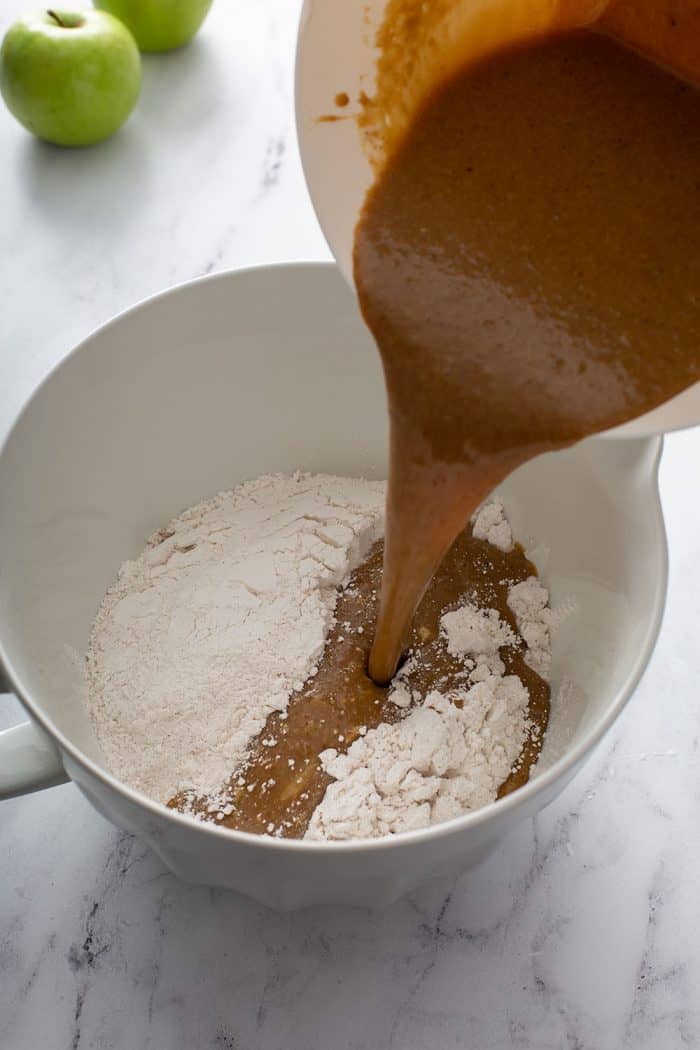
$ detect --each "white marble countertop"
[1,2,700,1047]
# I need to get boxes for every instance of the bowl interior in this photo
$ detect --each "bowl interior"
[0,264,666,797]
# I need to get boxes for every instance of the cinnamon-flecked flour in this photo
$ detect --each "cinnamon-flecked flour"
[85,474,555,840]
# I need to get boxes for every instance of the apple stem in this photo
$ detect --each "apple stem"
[47,10,67,28]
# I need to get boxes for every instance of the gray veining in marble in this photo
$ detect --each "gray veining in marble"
[1,1,700,1047]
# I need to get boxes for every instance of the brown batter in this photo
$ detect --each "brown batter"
[170,524,549,836]
[355,31,700,683]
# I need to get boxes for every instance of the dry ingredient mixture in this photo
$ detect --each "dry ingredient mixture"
[86,473,384,804]
[86,473,554,840]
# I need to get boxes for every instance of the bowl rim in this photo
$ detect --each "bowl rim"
[294,8,352,284]
[0,260,669,854]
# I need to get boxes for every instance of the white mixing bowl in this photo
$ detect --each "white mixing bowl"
[0,263,666,909]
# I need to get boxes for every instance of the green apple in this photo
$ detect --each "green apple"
[94,0,213,53]
[0,9,141,147]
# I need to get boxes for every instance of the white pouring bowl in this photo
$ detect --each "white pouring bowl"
[295,0,700,438]
[0,263,666,909]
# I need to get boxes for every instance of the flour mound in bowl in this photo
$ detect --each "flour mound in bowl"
[85,474,554,839]
[86,473,384,803]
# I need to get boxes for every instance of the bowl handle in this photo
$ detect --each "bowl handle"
[0,668,69,799]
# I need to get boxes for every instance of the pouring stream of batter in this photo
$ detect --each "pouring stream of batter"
[355,31,700,683]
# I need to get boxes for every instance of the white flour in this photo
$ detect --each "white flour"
[306,575,546,841]
[86,474,384,802]
[508,576,552,677]
[471,499,513,551]
[86,477,553,838]
[306,677,529,840]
